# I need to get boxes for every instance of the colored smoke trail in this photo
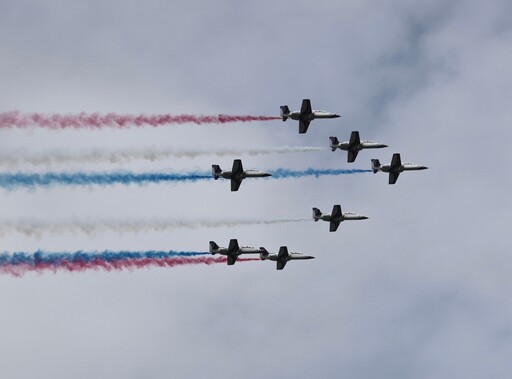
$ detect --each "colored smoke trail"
[0,111,280,129]
[270,168,372,179]
[0,171,211,189]
[0,146,325,168]
[0,250,259,277]
[0,218,310,238]
[0,168,370,190]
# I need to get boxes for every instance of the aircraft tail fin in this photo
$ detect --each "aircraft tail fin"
[212,165,222,179]
[312,207,322,221]
[280,105,290,121]
[259,248,269,260]
[209,241,219,254]
[329,137,339,151]
[371,159,381,174]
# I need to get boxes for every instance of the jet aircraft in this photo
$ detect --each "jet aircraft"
[280,99,340,134]
[330,131,387,163]
[371,153,428,184]
[209,239,262,265]
[260,246,314,270]
[212,159,271,191]
[313,205,368,232]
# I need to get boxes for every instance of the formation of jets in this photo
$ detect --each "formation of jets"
[209,99,428,270]
[210,239,313,270]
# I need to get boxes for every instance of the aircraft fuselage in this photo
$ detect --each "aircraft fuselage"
[264,252,314,262]
[218,170,271,179]
[286,110,340,121]
[378,163,428,174]
[335,140,387,152]
[319,212,368,222]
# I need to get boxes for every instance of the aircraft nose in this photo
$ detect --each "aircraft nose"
[264,173,272,177]
[334,114,341,118]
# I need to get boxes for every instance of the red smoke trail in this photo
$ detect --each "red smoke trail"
[0,111,281,129]
[0,256,260,277]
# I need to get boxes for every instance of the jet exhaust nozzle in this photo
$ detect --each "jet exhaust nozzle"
[259,248,269,260]
[371,159,381,174]
[212,165,222,179]
[209,241,219,254]
[329,137,339,152]
[280,105,290,121]
[312,207,322,221]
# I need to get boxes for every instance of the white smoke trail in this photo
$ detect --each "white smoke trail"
[0,218,310,238]
[0,146,325,168]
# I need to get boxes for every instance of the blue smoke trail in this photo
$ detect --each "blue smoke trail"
[0,172,211,189]
[0,250,208,266]
[0,168,370,190]
[270,168,372,179]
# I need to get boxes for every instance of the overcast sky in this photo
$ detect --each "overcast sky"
[1,1,511,378]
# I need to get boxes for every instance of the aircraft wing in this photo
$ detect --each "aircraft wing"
[231,177,242,191]
[299,120,311,134]
[349,131,361,146]
[329,220,340,232]
[232,159,243,175]
[228,239,239,254]
[227,255,237,265]
[277,246,289,260]
[331,205,342,219]
[277,260,287,270]
[390,153,402,170]
[389,172,400,185]
[347,150,359,163]
[300,99,312,117]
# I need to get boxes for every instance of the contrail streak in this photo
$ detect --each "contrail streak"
[0,168,370,189]
[0,219,310,237]
[0,250,259,277]
[0,111,280,129]
[0,146,325,168]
